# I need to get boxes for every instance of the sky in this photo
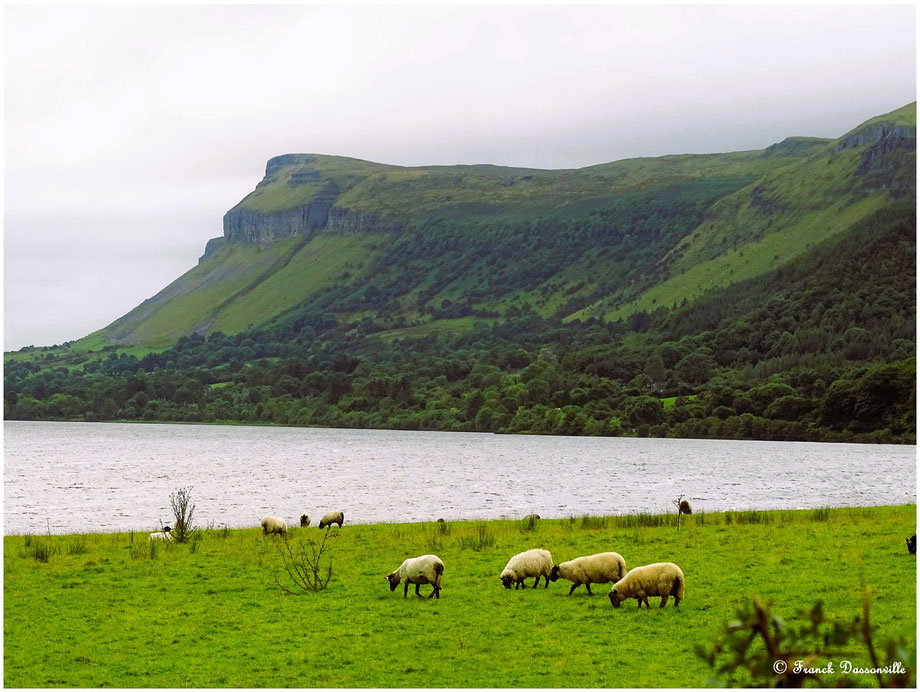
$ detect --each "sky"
[4,3,916,350]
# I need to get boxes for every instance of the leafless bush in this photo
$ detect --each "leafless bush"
[274,529,338,594]
[169,487,197,543]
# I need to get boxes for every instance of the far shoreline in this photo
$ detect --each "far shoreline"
[4,417,917,447]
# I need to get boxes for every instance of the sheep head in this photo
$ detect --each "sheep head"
[386,572,401,591]
[609,588,624,608]
[549,565,561,582]
[500,575,514,589]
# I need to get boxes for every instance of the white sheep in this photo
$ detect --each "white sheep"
[500,548,554,589]
[608,562,685,609]
[318,510,344,529]
[386,554,444,599]
[148,526,172,542]
[549,552,627,595]
[260,515,287,536]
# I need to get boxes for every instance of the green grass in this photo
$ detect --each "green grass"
[210,234,386,335]
[4,506,915,687]
[660,395,697,410]
[603,192,887,321]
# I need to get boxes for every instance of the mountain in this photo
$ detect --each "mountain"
[71,103,915,350]
[5,104,915,443]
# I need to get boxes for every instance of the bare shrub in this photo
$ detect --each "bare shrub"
[169,487,197,543]
[274,530,338,594]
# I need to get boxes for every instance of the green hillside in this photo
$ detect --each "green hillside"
[55,103,914,354]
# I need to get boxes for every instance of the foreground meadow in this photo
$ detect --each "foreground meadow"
[4,506,916,687]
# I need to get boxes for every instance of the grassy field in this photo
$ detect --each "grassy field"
[4,506,915,687]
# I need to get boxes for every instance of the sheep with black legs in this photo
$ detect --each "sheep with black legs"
[609,562,684,609]
[387,554,444,599]
[260,515,287,536]
[500,548,554,589]
[550,552,627,595]
[318,510,344,529]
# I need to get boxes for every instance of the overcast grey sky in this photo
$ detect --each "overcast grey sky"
[4,4,916,350]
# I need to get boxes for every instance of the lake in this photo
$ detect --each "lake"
[3,421,916,535]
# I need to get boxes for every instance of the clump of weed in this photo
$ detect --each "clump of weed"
[459,522,494,551]
[66,536,88,555]
[725,510,771,525]
[613,512,669,529]
[580,515,609,530]
[23,538,58,563]
[810,507,831,522]
[519,514,540,533]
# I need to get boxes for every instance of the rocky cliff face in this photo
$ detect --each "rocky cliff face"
[222,202,331,248]
[198,236,226,264]
[834,123,917,199]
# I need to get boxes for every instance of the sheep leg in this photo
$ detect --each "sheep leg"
[585,584,593,596]
[568,583,579,596]
[415,584,422,597]
[428,586,438,600]
[544,575,550,588]
[403,582,409,598]
[659,595,669,608]
[532,577,540,589]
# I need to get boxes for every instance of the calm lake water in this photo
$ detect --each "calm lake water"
[3,421,916,535]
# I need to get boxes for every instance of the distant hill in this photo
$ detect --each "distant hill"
[66,102,914,350]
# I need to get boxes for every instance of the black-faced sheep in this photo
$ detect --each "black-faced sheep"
[261,515,287,536]
[319,510,344,529]
[908,534,916,555]
[500,548,553,589]
[386,554,444,599]
[148,526,172,542]
[300,514,310,528]
[550,552,627,595]
[609,562,684,609]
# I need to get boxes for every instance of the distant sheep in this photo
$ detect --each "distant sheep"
[261,515,287,536]
[387,554,444,599]
[148,526,172,542]
[550,552,627,595]
[908,534,916,555]
[319,510,344,530]
[500,548,554,589]
[300,514,310,528]
[609,562,684,609]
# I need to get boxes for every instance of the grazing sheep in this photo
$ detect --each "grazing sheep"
[500,548,554,589]
[387,554,444,599]
[300,514,310,528]
[260,515,287,536]
[609,562,684,609]
[908,534,916,555]
[523,514,541,521]
[550,552,627,595]
[148,526,172,542]
[318,510,344,529]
